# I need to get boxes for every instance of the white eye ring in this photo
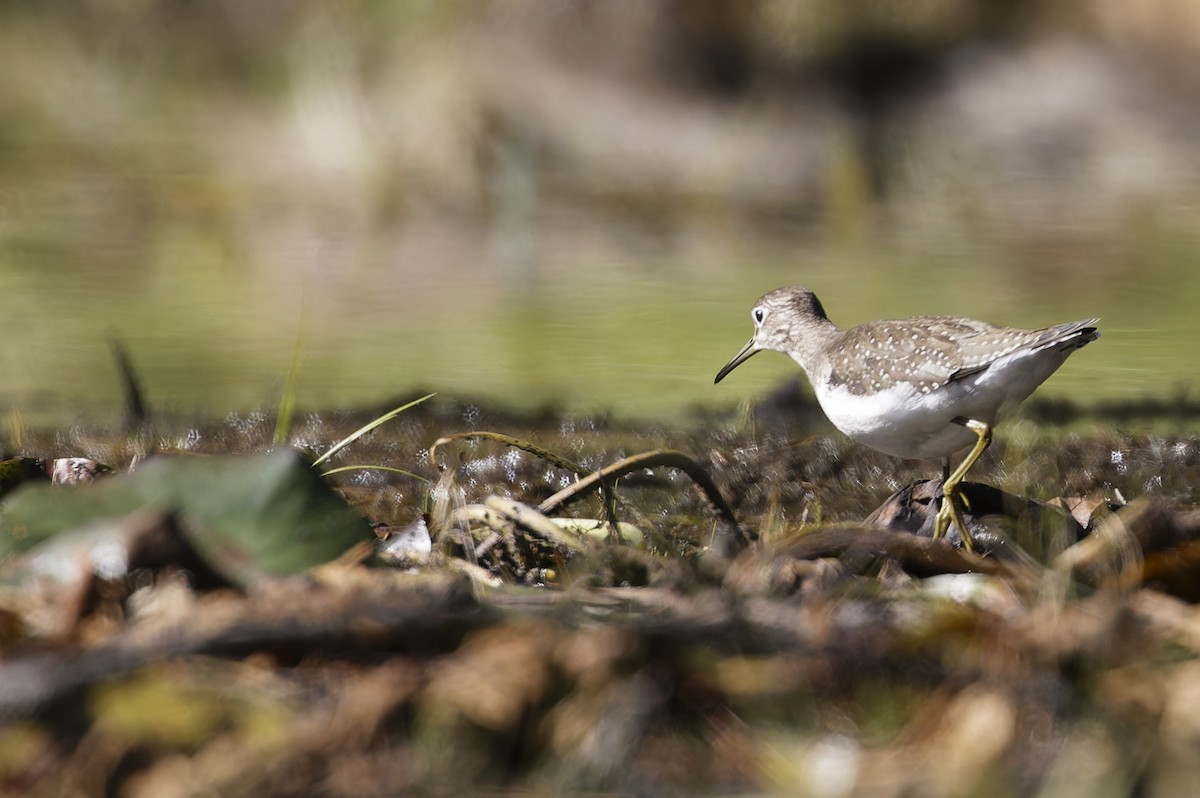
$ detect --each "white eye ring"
[753,307,765,324]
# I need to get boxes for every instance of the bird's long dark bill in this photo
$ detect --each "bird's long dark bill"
[714,339,760,384]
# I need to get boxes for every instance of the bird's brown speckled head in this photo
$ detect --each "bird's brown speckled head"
[714,286,836,383]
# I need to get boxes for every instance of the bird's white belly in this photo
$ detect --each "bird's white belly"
[813,381,981,460]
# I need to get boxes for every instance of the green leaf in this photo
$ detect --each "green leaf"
[0,449,372,582]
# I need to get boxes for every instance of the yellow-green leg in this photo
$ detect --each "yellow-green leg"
[933,418,993,553]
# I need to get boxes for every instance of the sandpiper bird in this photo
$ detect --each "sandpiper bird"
[714,286,1100,552]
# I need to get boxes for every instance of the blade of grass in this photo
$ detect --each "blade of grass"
[110,337,149,431]
[8,408,23,450]
[320,464,431,482]
[312,393,436,467]
[273,330,307,446]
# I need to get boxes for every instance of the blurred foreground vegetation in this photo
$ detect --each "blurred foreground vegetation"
[0,397,1198,795]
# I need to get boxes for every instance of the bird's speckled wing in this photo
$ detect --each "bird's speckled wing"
[947,317,1100,382]
[824,316,1002,395]
[825,315,1099,397]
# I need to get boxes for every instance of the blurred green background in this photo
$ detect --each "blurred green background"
[2,0,1198,426]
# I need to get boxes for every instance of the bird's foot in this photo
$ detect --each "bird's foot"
[933,489,976,554]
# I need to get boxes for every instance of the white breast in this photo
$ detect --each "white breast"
[813,381,978,460]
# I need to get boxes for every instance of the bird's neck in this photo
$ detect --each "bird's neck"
[781,317,841,378]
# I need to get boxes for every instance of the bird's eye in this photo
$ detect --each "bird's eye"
[753,308,765,324]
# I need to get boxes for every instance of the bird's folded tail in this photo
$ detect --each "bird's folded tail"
[1032,318,1100,354]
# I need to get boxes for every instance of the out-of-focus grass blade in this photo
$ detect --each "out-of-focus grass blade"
[312,393,436,468]
[272,334,306,447]
[320,464,431,482]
